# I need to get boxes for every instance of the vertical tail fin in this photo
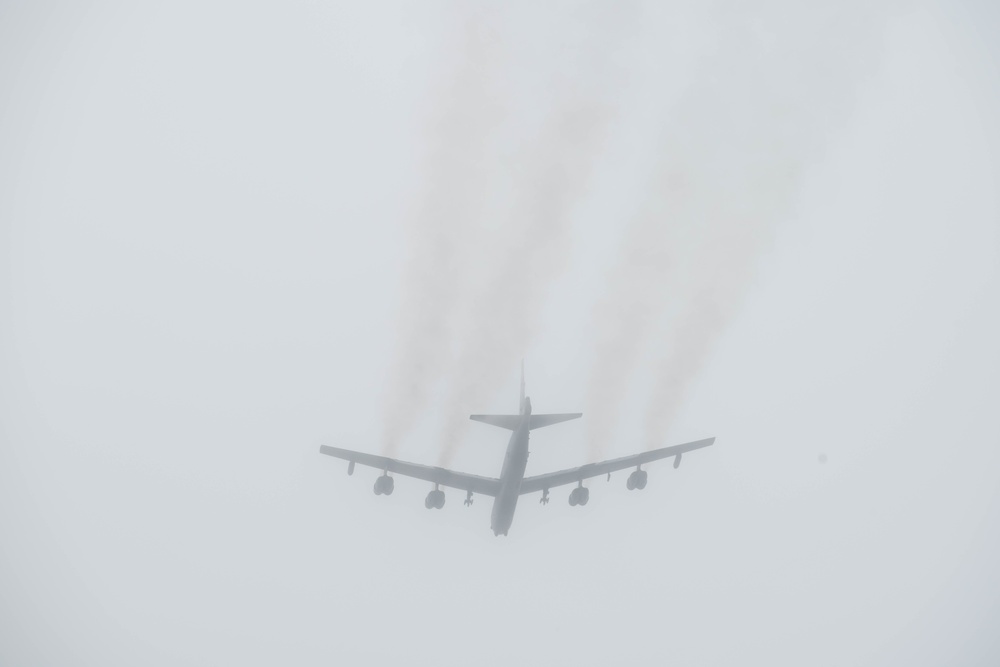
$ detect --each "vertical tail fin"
[520,359,526,415]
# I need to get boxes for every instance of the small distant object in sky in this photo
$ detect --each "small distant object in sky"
[319,362,715,536]
[818,453,828,464]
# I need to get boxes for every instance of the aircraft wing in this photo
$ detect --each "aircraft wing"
[518,437,715,495]
[319,445,502,497]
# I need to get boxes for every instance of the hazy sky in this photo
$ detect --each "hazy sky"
[2,2,998,666]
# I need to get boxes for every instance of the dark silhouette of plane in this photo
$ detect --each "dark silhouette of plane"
[320,363,714,536]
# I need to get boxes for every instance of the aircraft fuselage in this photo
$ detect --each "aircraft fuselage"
[490,417,530,536]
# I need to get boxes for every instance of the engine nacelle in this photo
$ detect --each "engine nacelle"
[425,489,445,509]
[568,486,590,506]
[374,475,394,496]
[627,470,648,490]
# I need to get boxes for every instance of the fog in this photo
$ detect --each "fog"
[2,2,999,666]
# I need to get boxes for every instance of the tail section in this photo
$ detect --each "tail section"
[469,361,581,431]
[470,413,582,431]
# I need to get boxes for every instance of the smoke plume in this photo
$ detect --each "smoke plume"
[641,3,893,449]
[436,7,637,466]
[585,2,893,457]
[379,11,501,457]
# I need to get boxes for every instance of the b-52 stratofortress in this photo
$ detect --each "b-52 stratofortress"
[319,365,715,536]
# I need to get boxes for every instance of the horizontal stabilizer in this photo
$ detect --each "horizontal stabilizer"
[469,413,582,431]
[470,414,521,430]
[528,413,582,429]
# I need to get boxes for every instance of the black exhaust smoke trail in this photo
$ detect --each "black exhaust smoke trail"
[585,174,698,461]
[640,3,894,450]
[437,7,637,467]
[582,2,894,459]
[380,11,501,457]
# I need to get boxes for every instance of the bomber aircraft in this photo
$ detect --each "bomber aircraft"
[319,365,715,536]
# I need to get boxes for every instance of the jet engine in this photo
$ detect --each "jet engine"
[568,486,590,506]
[373,474,394,496]
[626,470,648,490]
[425,489,445,509]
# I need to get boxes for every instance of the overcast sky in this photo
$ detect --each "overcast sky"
[2,2,998,666]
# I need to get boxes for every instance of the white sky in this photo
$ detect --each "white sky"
[1,2,998,666]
